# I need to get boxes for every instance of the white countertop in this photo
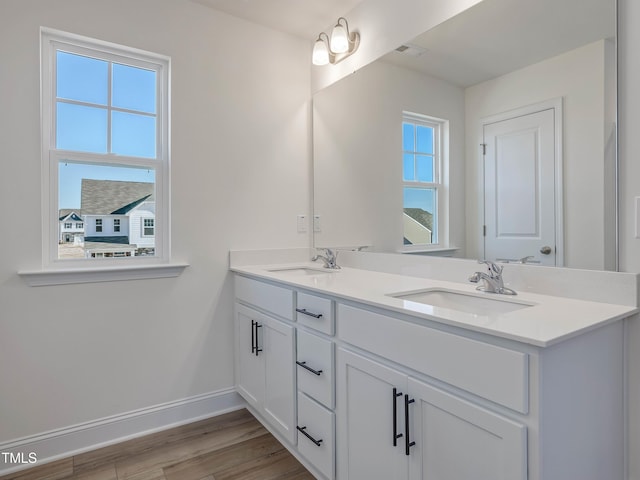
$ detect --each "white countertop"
[231,262,638,347]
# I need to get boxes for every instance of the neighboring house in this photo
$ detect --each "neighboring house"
[58,179,156,258]
[403,208,433,245]
[58,211,84,244]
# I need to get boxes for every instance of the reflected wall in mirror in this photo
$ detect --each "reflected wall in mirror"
[313,0,617,271]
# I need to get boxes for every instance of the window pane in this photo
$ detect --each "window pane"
[416,125,434,154]
[403,187,437,245]
[402,123,414,151]
[57,161,156,259]
[112,111,156,158]
[56,102,107,153]
[403,153,415,181]
[416,154,434,183]
[56,51,108,105]
[112,63,157,114]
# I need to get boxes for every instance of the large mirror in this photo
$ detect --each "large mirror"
[313,0,617,270]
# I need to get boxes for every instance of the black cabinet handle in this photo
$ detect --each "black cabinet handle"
[296,308,323,319]
[251,320,256,354]
[404,394,415,455]
[254,321,262,356]
[296,361,323,376]
[392,387,403,446]
[297,426,323,446]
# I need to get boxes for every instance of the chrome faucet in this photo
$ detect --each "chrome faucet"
[518,255,535,264]
[312,248,340,269]
[469,260,517,295]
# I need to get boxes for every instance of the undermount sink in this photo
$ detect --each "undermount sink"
[388,288,533,316]
[266,266,335,276]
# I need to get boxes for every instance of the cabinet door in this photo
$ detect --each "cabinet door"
[235,305,264,410]
[337,348,408,480]
[262,315,296,444]
[407,378,527,480]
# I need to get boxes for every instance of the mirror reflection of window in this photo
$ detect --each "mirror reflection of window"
[402,113,444,248]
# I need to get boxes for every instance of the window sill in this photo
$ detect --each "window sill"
[18,263,189,287]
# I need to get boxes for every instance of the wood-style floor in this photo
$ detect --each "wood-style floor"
[0,409,315,480]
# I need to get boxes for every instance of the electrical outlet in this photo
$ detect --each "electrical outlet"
[313,215,321,232]
[297,214,308,233]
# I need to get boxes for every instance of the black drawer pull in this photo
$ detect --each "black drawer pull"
[254,321,262,356]
[392,387,403,446]
[251,320,256,354]
[405,394,416,455]
[296,308,323,319]
[297,426,323,446]
[296,361,323,376]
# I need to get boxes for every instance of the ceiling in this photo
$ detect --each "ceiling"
[190,0,365,40]
[190,0,615,88]
[381,0,615,87]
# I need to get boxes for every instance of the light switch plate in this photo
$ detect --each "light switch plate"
[297,214,308,233]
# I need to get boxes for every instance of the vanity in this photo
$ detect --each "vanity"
[230,250,638,480]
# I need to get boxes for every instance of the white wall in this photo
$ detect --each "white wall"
[313,60,465,252]
[0,0,310,444]
[618,1,640,478]
[464,40,611,270]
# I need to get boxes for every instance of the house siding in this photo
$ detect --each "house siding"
[129,202,155,248]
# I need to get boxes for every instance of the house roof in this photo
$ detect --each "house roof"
[59,211,84,222]
[111,194,153,215]
[81,179,154,215]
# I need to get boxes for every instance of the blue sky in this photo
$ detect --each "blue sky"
[403,122,435,214]
[404,187,435,213]
[56,50,157,209]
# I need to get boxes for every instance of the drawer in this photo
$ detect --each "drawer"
[235,275,293,320]
[297,392,335,480]
[338,304,529,413]
[296,292,334,335]
[297,330,334,408]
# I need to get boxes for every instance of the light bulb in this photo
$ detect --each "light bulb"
[330,23,349,54]
[312,37,330,65]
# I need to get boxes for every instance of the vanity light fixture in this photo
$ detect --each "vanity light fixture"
[312,17,360,66]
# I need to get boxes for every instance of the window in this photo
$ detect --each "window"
[76,222,83,228]
[64,222,72,229]
[41,28,170,267]
[143,218,155,236]
[401,112,447,250]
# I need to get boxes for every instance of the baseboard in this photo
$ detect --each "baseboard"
[0,388,245,476]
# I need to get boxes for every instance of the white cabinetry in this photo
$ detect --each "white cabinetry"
[337,349,526,480]
[295,292,336,479]
[234,273,626,480]
[234,279,296,444]
[336,302,624,480]
[337,349,408,480]
[407,377,526,480]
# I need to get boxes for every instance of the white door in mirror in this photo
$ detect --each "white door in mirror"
[483,106,558,266]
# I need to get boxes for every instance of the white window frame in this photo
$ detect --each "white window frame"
[400,112,450,253]
[142,218,155,237]
[40,28,171,270]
